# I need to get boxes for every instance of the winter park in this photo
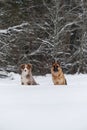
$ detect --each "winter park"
[0,0,87,130]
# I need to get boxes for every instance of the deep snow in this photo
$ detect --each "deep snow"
[0,73,87,130]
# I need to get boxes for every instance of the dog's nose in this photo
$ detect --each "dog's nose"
[53,67,58,72]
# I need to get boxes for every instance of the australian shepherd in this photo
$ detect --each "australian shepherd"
[20,64,38,85]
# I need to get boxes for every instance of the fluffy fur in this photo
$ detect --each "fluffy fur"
[51,61,67,85]
[20,64,38,85]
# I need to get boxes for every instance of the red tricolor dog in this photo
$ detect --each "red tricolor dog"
[20,64,38,85]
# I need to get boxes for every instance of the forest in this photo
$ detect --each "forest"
[0,0,87,75]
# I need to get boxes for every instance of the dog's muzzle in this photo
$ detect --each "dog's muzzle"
[53,66,58,72]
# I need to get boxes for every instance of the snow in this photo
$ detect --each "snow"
[0,29,7,34]
[0,73,87,130]
[0,22,29,34]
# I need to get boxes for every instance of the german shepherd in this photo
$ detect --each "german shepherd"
[20,64,38,85]
[51,61,67,85]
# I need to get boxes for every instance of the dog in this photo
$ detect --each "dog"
[20,63,38,85]
[51,61,67,85]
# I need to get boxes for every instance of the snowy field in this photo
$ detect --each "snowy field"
[0,73,87,130]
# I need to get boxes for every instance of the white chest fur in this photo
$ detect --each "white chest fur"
[21,71,31,85]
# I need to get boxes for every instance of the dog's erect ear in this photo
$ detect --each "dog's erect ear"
[52,59,60,65]
[27,64,32,69]
[20,64,25,69]
[57,61,60,66]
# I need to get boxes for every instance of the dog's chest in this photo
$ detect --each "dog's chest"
[21,73,31,85]
[52,73,64,84]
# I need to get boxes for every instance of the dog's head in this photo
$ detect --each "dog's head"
[52,61,60,72]
[20,64,32,75]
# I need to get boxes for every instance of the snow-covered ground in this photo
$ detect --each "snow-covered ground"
[0,73,87,130]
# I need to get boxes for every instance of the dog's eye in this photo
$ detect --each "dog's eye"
[21,64,25,69]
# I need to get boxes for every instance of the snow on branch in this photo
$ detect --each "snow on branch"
[58,21,81,36]
[37,38,54,47]
[0,22,29,34]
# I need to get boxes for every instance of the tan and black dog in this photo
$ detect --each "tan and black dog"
[20,64,38,85]
[51,61,67,85]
